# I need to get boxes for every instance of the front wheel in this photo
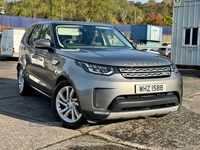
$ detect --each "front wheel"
[52,80,85,129]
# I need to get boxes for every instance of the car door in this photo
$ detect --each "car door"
[25,24,55,96]
[30,24,62,96]
[33,24,59,96]
[25,25,43,87]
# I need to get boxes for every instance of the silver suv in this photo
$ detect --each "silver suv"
[158,47,171,58]
[17,21,183,129]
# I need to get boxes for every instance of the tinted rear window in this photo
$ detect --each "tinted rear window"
[159,48,166,50]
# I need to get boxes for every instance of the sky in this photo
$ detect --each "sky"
[127,0,163,4]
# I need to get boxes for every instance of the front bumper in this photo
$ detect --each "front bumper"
[105,105,180,120]
[70,67,183,120]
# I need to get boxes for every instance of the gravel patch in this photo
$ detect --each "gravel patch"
[105,107,200,149]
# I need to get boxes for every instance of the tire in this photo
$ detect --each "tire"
[17,67,34,96]
[52,80,86,129]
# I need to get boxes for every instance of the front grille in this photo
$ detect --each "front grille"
[119,66,171,78]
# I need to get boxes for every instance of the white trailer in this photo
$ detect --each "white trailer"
[0,29,25,58]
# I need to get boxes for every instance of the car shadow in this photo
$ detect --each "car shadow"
[0,77,144,128]
[0,78,59,127]
[0,57,18,61]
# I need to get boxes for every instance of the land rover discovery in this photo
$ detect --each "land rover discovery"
[17,21,183,129]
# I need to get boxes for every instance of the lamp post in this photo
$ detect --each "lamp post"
[0,5,5,26]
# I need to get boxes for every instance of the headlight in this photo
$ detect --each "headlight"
[77,61,118,75]
[170,64,178,73]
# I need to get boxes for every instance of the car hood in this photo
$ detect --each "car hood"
[56,48,172,67]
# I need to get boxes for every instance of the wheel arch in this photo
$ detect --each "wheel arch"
[17,63,22,71]
[54,73,84,114]
[54,73,78,97]
[55,75,69,86]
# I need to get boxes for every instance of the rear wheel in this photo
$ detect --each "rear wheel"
[17,67,34,96]
[52,80,85,129]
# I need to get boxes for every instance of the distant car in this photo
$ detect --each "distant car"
[158,47,171,58]
[142,48,160,54]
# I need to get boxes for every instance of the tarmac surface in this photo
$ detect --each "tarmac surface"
[0,59,200,150]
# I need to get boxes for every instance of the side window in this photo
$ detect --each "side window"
[40,24,52,42]
[104,30,124,46]
[29,25,42,45]
[184,28,198,46]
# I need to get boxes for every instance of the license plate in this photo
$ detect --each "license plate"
[2,49,6,51]
[136,84,166,93]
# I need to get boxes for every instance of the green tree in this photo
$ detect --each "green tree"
[4,0,173,26]
[89,0,117,23]
[162,16,172,26]
[157,2,169,17]
[148,0,156,5]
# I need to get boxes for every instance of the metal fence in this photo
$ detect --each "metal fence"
[107,23,132,33]
[0,15,52,28]
[162,26,172,35]
[0,15,172,35]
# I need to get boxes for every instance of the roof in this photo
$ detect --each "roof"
[31,21,112,27]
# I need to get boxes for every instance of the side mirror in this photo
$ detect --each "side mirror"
[34,39,51,49]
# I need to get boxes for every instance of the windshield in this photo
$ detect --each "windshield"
[54,24,133,50]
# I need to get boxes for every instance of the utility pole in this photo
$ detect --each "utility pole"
[134,11,136,25]
[0,5,5,26]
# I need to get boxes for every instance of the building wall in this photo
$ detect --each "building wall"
[162,35,172,44]
[172,0,200,66]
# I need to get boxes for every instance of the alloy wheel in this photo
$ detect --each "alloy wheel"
[56,86,82,123]
[18,69,24,93]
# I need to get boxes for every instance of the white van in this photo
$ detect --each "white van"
[0,29,25,58]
